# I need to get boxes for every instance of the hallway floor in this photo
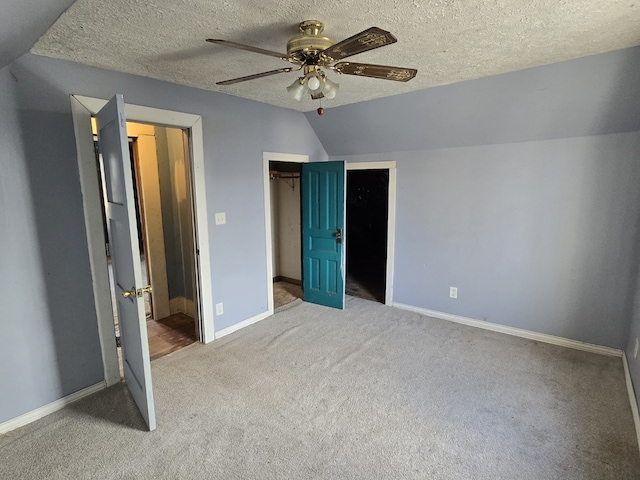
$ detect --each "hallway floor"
[147,313,196,361]
[274,281,303,309]
[346,272,382,302]
[110,256,195,363]
[274,277,384,307]
[345,266,386,303]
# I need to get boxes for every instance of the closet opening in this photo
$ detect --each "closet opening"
[345,169,389,304]
[269,161,304,309]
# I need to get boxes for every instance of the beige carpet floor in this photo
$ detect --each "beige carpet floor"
[2,297,639,479]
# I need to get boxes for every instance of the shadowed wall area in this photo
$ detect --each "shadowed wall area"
[310,47,640,355]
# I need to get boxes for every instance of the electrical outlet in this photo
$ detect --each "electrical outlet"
[634,338,639,359]
[449,287,458,299]
[216,302,224,316]
[215,212,226,225]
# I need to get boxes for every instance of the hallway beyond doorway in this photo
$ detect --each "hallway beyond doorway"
[147,313,196,361]
[273,281,303,310]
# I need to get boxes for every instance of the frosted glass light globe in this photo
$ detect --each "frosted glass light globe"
[307,75,321,91]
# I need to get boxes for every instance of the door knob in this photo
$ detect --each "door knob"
[138,285,153,296]
[122,287,136,299]
[121,285,152,298]
[335,228,342,244]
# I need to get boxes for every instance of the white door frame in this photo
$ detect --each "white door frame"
[346,161,397,305]
[262,157,397,311]
[71,95,214,387]
[262,152,309,315]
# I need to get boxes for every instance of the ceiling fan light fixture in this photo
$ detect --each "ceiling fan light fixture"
[322,76,339,99]
[306,72,322,92]
[286,78,306,101]
[210,21,417,105]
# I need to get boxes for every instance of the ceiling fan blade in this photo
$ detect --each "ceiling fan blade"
[216,67,294,85]
[320,27,397,62]
[334,62,417,82]
[206,39,293,62]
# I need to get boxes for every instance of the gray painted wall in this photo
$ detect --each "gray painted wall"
[0,64,104,423]
[335,132,640,349]
[308,46,640,156]
[312,45,640,409]
[0,53,326,423]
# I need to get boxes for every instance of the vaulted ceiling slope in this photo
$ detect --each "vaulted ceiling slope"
[30,0,640,112]
[0,0,77,70]
[306,46,640,156]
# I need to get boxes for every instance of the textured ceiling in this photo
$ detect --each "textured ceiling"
[31,0,640,112]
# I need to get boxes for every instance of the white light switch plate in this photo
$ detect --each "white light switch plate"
[449,287,458,299]
[215,212,226,225]
[216,302,224,316]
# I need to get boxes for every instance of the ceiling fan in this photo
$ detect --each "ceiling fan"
[206,20,417,112]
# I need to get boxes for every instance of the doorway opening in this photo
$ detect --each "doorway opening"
[269,160,304,309]
[93,120,198,365]
[263,156,397,312]
[73,94,213,390]
[345,169,389,303]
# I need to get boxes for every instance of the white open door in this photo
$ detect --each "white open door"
[96,94,156,431]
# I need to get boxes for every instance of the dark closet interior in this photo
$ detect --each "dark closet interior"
[346,169,389,303]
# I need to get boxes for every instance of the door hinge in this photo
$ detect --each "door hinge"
[105,242,111,257]
[115,334,121,348]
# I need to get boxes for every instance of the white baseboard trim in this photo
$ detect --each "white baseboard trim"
[623,353,640,455]
[392,303,623,358]
[215,309,273,340]
[0,381,106,435]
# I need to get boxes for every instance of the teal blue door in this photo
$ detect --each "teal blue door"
[301,161,345,309]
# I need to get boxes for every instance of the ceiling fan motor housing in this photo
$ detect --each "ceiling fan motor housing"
[287,20,334,61]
